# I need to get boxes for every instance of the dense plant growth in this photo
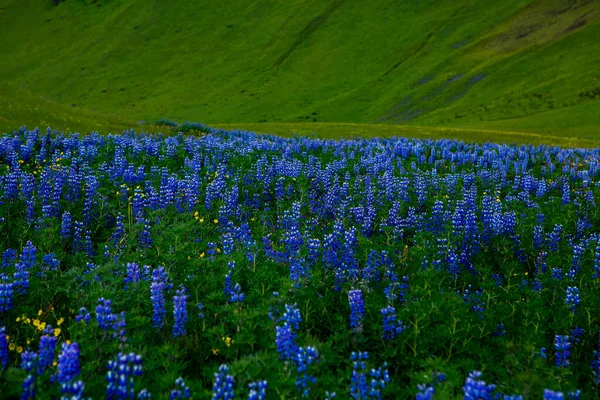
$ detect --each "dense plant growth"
[1,126,600,398]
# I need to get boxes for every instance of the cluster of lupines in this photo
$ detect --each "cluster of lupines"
[1,126,600,396]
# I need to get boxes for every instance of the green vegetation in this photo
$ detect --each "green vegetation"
[0,0,599,141]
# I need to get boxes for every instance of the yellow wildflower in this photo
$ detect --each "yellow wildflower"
[200,252,205,258]
[17,346,23,353]
[25,318,31,324]
[38,309,43,316]
[38,322,47,331]
[213,219,218,224]
[57,318,64,326]
[8,343,15,351]
[54,328,61,337]
[212,348,219,355]
[199,218,204,223]
[33,319,40,327]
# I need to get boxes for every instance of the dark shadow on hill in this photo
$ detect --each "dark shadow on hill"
[275,0,346,67]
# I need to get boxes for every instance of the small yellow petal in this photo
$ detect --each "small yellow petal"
[54,328,61,337]
[213,219,218,224]
[38,309,43,316]
[57,318,64,326]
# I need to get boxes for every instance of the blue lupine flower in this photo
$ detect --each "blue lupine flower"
[349,289,365,333]
[96,298,115,330]
[37,333,57,375]
[551,268,563,280]
[22,374,36,400]
[381,306,404,340]
[0,326,8,372]
[56,342,84,396]
[369,364,390,399]
[350,351,389,399]
[565,287,580,313]
[0,274,13,312]
[543,389,565,399]
[282,304,302,331]
[124,263,141,290]
[112,311,128,343]
[212,365,235,400]
[295,346,318,398]
[41,253,60,275]
[139,219,153,249]
[75,307,91,325]
[416,384,434,400]
[21,350,37,373]
[229,283,244,303]
[275,324,298,362]
[555,335,571,368]
[170,377,191,399]
[248,380,267,400]
[173,286,188,338]
[463,370,496,400]
[106,352,143,400]
[112,214,125,246]
[2,248,17,269]
[13,262,29,295]
[150,267,167,329]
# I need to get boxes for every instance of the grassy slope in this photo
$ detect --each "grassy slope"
[0,0,598,141]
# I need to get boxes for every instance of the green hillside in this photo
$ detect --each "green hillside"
[0,0,599,140]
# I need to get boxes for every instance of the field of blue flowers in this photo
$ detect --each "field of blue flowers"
[1,125,600,399]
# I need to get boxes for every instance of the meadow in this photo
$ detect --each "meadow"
[1,124,600,399]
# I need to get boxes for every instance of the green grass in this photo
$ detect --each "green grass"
[0,0,598,142]
[0,83,160,134]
